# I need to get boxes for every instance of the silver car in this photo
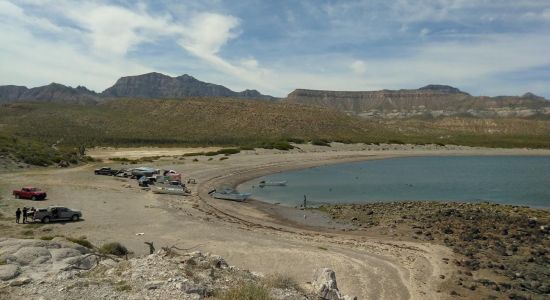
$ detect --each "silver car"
[32,206,82,223]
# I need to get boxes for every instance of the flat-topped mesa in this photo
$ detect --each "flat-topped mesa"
[418,84,469,95]
[285,86,550,118]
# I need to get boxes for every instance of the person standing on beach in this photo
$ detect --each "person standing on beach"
[22,207,28,223]
[15,208,21,224]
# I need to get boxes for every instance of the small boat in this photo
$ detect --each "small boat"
[152,182,190,196]
[210,188,251,202]
[259,180,287,187]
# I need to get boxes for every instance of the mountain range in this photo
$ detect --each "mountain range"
[285,85,550,118]
[1,73,548,118]
[0,72,274,104]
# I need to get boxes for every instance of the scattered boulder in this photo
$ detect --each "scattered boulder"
[12,246,52,266]
[145,280,165,290]
[0,264,20,281]
[9,276,31,286]
[312,268,357,300]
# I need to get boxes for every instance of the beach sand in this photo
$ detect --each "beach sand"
[1,143,549,299]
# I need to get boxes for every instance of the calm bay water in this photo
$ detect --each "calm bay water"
[238,156,550,208]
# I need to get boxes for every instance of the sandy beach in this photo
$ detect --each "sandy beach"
[1,143,549,299]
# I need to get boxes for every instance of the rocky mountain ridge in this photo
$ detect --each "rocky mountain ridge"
[285,86,550,118]
[101,72,274,100]
[0,73,274,104]
[0,83,101,105]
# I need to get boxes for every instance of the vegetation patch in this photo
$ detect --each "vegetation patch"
[100,242,129,257]
[20,230,34,236]
[263,274,301,291]
[67,236,94,249]
[216,282,270,300]
[311,139,331,147]
[1,99,550,168]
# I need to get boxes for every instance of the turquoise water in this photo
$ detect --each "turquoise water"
[238,156,550,208]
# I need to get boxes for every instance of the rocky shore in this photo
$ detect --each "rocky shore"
[0,238,355,300]
[318,202,550,299]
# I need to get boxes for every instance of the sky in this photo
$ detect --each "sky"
[1,0,549,98]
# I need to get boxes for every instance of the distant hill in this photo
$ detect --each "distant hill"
[0,73,275,104]
[0,83,100,105]
[0,98,369,147]
[1,98,549,150]
[101,72,275,100]
[285,85,550,118]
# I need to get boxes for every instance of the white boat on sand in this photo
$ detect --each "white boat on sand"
[210,188,251,202]
[152,182,190,196]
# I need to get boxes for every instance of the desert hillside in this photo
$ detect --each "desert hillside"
[285,86,550,119]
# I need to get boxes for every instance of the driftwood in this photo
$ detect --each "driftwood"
[144,241,155,254]
[158,240,207,256]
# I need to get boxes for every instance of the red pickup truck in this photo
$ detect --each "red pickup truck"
[13,187,47,200]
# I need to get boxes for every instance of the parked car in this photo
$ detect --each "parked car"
[13,187,47,200]
[138,176,156,187]
[115,168,132,177]
[131,167,159,178]
[94,167,119,176]
[33,206,82,223]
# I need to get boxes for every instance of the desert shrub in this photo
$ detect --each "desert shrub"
[110,157,131,162]
[334,138,353,144]
[263,274,301,291]
[286,137,305,144]
[67,236,94,249]
[100,242,129,256]
[217,282,270,300]
[311,139,331,147]
[272,141,294,150]
[217,148,241,155]
[114,281,132,291]
[257,141,294,150]
[387,139,405,144]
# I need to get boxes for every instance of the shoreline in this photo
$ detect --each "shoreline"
[197,146,550,234]
[2,144,550,299]
[192,147,550,299]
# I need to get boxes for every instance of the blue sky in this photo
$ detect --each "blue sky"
[1,0,550,97]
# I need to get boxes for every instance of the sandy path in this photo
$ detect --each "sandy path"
[2,145,549,299]
[86,146,222,159]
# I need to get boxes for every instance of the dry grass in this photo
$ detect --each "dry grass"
[215,281,270,300]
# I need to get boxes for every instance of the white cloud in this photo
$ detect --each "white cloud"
[241,58,259,69]
[62,3,183,56]
[350,60,367,75]
[0,0,61,32]
[0,23,151,90]
[0,0,549,98]
[179,13,240,56]
[419,28,430,37]
[0,1,271,92]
